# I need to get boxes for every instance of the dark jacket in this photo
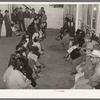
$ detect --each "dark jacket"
[24,11,31,18]
[11,13,18,23]
[0,13,3,24]
[18,12,24,21]
[69,26,75,37]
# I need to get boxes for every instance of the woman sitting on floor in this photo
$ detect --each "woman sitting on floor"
[56,19,70,41]
[3,53,33,89]
[64,30,85,61]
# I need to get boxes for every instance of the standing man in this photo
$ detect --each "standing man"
[11,9,18,24]
[38,7,45,16]
[0,10,3,37]
[30,8,37,23]
[18,7,26,32]
[24,7,31,30]
[41,10,47,35]
[11,9,19,30]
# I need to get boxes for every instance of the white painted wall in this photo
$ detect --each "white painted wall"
[13,4,64,29]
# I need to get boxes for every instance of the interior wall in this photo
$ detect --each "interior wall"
[13,4,64,29]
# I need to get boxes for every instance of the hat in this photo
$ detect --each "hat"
[32,8,35,10]
[86,43,93,50]
[89,50,100,58]
[85,34,91,40]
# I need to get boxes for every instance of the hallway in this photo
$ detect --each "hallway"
[0,29,75,89]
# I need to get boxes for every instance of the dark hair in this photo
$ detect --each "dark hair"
[20,34,29,43]
[5,10,9,13]
[16,43,23,50]
[15,7,18,10]
[20,7,22,9]
[11,23,14,27]
[79,30,85,39]
[41,7,44,9]
[34,37,39,42]
[17,56,27,67]
[76,29,81,35]
[32,8,35,11]
[10,54,27,71]
[16,46,26,55]
[8,54,18,67]
[65,17,70,22]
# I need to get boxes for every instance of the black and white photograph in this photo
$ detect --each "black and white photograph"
[0,2,100,90]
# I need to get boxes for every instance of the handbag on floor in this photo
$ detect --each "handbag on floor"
[70,48,81,60]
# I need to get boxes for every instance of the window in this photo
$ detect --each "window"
[87,4,92,28]
[92,4,98,30]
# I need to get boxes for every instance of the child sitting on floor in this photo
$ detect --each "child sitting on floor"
[11,23,20,36]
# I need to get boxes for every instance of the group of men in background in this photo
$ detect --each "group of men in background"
[0,6,47,37]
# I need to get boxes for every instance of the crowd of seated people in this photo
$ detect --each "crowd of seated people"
[56,16,100,89]
[3,10,47,89]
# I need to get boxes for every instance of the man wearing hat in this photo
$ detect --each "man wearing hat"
[18,7,26,32]
[73,50,100,89]
[0,10,3,37]
[24,7,31,30]
[30,8,37,21]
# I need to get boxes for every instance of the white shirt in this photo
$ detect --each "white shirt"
[3,65,31,89]
[32,32,39,40]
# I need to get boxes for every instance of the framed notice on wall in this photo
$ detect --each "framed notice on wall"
[49,4,64,8]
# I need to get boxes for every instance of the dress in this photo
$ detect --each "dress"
[3,15,12,37]
[1,20,6,36]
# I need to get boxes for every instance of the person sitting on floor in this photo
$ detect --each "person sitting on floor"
[27,36,45,70]
[3,54,32,89]
[17,37,41,79]
[11,23,20,36]
[64,30,85,61]
[73,29,81,45]
[56,18,70,41]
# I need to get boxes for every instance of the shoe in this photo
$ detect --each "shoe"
[37,66,41,69]
[64,56,67,58]
[41,65,46,68]
[34,75,40,80]
[70,72,77,75]
[56,37,60,41]
[41,49,44,51]
[35,69,41,74]
[65,59,69,61]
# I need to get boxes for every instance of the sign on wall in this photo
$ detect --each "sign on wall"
[49,4,64,8]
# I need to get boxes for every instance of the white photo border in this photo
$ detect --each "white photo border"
[0,1,100,99]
